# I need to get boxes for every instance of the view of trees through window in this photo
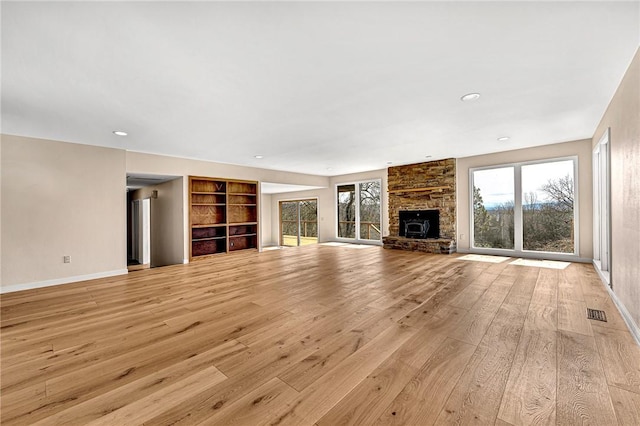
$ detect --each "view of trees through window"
[473,167,515,249]
[338,181,381,241]
[280,199,318,246]
[473,160,575,254]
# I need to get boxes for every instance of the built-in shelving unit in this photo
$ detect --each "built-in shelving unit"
[189,176,258,260]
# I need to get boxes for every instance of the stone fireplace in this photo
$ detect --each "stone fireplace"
[383,158,456,254]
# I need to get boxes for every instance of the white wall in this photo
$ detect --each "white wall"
[260,193,273,247]
[592,48,640,334]
[268,169,388,245]
[456,139,593,260]
[1,135,127,290]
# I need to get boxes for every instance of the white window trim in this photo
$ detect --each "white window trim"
[335,179,383,245]
[593,128,611,286]
[469,156,580,262]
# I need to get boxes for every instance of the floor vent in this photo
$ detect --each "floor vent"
[587,308,607,322]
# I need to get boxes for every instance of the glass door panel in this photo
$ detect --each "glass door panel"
[299,200,318,245]
[337,184,356,239]
[472,167,515,249]
[522,160,575,253]
[359,181,381,241]
[280,201,299,247]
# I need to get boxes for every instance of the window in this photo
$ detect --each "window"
[337,180,382,242]
[471,158,577,256]
[472,167,515,249]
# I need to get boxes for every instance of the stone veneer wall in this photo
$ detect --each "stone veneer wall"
[387,158,456,239]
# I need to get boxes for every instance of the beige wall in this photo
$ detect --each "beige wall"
[1,135,127,290]
[132,178,185,267]
[592,48,640,330]
[269,169,388,245]
[126,151,329,257]
[456,139,593,259]
[260,193,273,246]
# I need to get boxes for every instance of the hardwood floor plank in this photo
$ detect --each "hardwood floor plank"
[557,330,617,425]
[592,324,640,394]
[558,266,584,302]
[195,377,299,426]
[2,246,638,425]
[270,323,417,425]
[608,385,640,425]
[278,305,410,392]
[558,299,593,336]
[524,303,557,331]
[446,279,512,345]
[530,268,559,306]
[503,267,539,306]
[372,337,476,426]
[497,329,557,425]
[84,366,227,426]
[435,302,528,425]
[5,342,233,425]
[316,328,448,426]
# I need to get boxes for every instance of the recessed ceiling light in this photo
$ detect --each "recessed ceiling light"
[113,131,128,136]
[425,155,432,159]
[460,93,481,102]
[326,167,333,171]
[497,136,510,142]
[254,155,264,159]
[386,162,393,165]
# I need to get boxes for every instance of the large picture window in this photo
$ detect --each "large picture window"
[471,158,577,255]
[337,180,381,242]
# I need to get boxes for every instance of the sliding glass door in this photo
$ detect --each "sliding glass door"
[471,158,577,256]
[280,199,318,246]
[337,180,381,242]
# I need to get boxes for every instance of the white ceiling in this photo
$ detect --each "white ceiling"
[2,1,639,177]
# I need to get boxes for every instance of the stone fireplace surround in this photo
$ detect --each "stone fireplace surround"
[383,158,457,254]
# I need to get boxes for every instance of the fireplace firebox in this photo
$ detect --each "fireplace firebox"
[399,210,439,239]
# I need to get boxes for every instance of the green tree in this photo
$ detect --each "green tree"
[473,186,491,246]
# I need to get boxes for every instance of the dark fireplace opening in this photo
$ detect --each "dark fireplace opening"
[399,210,439,239]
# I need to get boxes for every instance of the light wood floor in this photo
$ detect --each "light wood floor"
[2,245,640,425]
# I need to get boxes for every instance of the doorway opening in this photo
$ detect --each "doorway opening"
[126,173,184,271]
[280,199,318,246]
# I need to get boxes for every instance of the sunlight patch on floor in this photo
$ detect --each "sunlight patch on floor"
[458,254,512,263]
[320,242,377,249]
[510,258,570,269]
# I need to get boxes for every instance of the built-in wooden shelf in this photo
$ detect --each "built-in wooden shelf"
[189,176,259,261]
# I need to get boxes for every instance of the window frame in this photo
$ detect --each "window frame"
[469,156,579,260]
[335,178,383,245]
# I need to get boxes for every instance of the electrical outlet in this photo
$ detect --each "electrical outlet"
[459,234,465,241]
[63,255,71,263]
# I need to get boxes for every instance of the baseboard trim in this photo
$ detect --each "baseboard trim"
[0,269,129,294]
[592,264,640,346]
